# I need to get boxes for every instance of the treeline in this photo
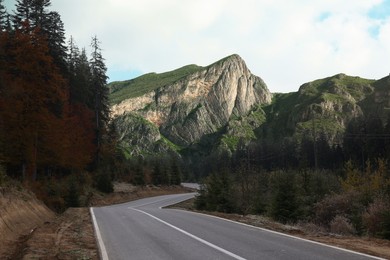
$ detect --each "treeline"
[189,113,390,180]
[194,115,390,239]
[0,0,110,182]
[106,153,182,187]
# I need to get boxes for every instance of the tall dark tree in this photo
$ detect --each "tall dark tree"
[384,113,390,158]
[13,0,50,29]
[170,159,182,185]
[365,117,385,160]
[0,0,8,31]
[44,11,67,71]
[67,38,93,106]
[13,0,67,71]
[90,36,110,159]
[13,0,33,30]
[75,48,93,106]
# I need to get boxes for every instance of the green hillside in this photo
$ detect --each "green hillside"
[260,74,376,140]
[109,64,204,105]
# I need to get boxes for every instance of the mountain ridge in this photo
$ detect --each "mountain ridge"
[108,54,390,157]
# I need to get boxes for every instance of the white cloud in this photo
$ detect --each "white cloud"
[4,0,390,92]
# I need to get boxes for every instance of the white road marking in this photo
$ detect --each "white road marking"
[170,209,386,260]
[130,207,247,260]
[90,207,109,260]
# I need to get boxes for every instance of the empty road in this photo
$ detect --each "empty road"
[91,192,383,260]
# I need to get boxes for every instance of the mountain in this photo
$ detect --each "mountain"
[109,54,272,156]
[108,54,390,157]
[260,73,377,142]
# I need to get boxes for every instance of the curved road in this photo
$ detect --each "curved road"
[91,192,384,260]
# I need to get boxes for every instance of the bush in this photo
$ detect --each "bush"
[330,215,356,235]
[314,191,365,233]
[363,197,390,239]
[194,172,235,213]
[95,171,114,193]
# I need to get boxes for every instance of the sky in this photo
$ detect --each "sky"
[3,0,390,93]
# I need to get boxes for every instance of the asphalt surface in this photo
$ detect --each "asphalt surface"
[91,191,384,260]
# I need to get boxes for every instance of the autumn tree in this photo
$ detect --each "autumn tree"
[0,25,67,180]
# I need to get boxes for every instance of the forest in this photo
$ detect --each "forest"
[192,115,390,239]
[0,0,115,210]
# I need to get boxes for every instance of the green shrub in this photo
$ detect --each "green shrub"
[269,171,298,223]
[95,171,114,193]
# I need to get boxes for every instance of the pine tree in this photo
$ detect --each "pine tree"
[30,0,50,28]
[44,11,67,72]
[170,159,182,185]
[0,0,8,31]
[270,172,298,223]
[13,0,33,30]
[90,36,110,161]
[152,162,162,185]
[13,0,67,71]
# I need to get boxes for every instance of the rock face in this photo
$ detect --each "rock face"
[111,54,272,149]
[110,54,390,156]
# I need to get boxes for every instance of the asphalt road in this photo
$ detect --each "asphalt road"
[91,192,384,260]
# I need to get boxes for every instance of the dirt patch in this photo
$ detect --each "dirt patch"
[0,186,55,259]
[22,208,98,260]
[3,184,192,259]
[170,198,390,259]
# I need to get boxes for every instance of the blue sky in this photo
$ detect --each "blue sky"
[3,0,390,93]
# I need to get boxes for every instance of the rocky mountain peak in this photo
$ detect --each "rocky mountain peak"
[110,54,272,148]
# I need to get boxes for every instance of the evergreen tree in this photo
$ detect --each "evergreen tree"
[13,0,67,71]
[67,38,93,106]
[75,48,93,106]
[44,11,67,72]
[30,0,50,28]
[90,36,110,160]
[133,158,145,186]
[270,172,298,223]
[384,113,390,158]
[13,0,33,30]
[170,159,181,185]
[316,132,332,169]
[365,117,385,160]
[152,161,162,185]
[0,0,8,31]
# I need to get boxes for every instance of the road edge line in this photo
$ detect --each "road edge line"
[90,207,109,260]
[130,207,246,260]
[170,209,385,260]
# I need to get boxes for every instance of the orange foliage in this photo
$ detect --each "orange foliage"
[0,25,96,179]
